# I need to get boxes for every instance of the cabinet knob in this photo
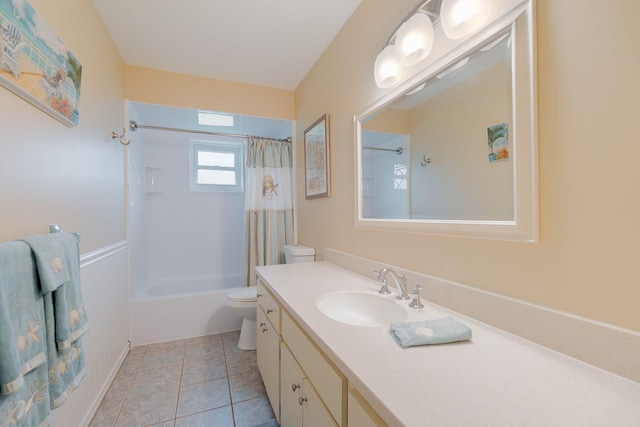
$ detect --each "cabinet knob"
[259,322,266,328]
[291,383,300,392]
[266,308,273,314]
[298,396,307,406]
[261,327,268,333]
[257,293,263,298]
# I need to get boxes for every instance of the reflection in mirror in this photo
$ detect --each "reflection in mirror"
[356,0,537,242]
[361,31,513,221]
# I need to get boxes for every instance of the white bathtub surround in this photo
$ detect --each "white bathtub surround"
[256,261,640,426]
[131,277,244,345]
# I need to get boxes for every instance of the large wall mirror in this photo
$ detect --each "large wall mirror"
[356,0,537,242]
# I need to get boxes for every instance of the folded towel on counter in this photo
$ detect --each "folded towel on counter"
[0,241,47,396]
[390,317,472,347]
[20,232,89,349]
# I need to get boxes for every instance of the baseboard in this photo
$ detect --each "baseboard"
[81,342,130,427]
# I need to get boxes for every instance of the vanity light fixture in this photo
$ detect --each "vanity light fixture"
[374,0,492,88]
[395,12,434,67]
[374,45,402,88]
[440,0,492,39]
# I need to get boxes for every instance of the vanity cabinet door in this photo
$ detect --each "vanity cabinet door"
[302,378,338,427]
[281,344,304,427]
[281,344,338,427]
[257,306,281,422]
[347,387,386,427]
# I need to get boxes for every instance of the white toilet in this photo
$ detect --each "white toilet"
[226,244,315,350]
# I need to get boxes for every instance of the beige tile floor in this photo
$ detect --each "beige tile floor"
[90,331,279,427]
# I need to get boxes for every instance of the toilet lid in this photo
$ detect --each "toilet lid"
[228,286,258,302]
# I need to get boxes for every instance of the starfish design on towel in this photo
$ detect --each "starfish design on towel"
[26,320,40,344]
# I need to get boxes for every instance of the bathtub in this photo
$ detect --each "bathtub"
[131,275,244,345]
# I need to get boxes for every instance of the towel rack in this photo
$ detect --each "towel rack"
[49,224,80,240]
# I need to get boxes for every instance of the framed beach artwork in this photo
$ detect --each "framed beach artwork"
[0,0,82,127]
[304,114,331,199]
[487,123,509,163]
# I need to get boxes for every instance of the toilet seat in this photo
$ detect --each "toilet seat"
[227,286,257,302]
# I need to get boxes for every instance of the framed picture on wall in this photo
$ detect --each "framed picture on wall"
[0,0,82,127]
[304,114,331,199]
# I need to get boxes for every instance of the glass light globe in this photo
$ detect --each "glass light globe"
[374,45,401,88]
[395,13,434,67]
[441,0,492,40]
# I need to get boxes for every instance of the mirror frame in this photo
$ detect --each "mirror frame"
[355,0,537,242]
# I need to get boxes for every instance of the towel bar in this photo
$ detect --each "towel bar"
[49,224,80,240]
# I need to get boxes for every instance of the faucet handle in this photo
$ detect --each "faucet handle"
[378,278,392,295]
[408,284,425,309]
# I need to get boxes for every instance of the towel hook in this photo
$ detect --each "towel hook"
[421,155,431,166]
[111,128,130,146]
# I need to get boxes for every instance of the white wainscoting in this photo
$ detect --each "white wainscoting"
[50,241,130,427]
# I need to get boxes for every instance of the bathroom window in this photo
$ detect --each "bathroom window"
[394,163,407,190]
[189,140,244,193]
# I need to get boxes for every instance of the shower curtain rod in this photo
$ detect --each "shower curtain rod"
[129,121,292,143]
[362,146,404,154]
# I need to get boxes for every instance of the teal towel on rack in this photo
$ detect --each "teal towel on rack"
[20,232,89,349]
[0,241,52,426]
[0,241,47,395]
[43,292,87,409]
[20,232,88,408]
[18,233,71,295]
[390,317,472,347]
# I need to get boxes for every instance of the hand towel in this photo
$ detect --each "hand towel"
[43,292,86,409]
[18,233,73,295]
[390,317,472,347]
[20,232,89,349]
[0,242,47,396]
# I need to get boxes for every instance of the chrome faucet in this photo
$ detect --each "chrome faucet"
[375,268,410,300]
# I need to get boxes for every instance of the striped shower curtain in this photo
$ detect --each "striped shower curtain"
[244,137,294,286]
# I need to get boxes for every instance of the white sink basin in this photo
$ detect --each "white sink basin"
[316,291,407,327]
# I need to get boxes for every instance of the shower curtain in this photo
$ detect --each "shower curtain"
[244,137,294,286]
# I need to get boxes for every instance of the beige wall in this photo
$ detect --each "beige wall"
[295,0,640,332]
[124,65,295,120]
[409,61,512,220]
[0,0,125,252]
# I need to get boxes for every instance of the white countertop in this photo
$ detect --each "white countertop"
[256,262,640,427]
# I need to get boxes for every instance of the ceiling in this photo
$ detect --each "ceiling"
[92,0,362,91]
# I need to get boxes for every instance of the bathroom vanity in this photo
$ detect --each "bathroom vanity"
[255,261,640,426]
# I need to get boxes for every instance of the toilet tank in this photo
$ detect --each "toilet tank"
[284,244,315,264]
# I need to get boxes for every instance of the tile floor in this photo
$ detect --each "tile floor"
[89,331,279,427]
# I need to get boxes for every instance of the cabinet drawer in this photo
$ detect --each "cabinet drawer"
[282,311,346,426]
[257,279,281,333]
